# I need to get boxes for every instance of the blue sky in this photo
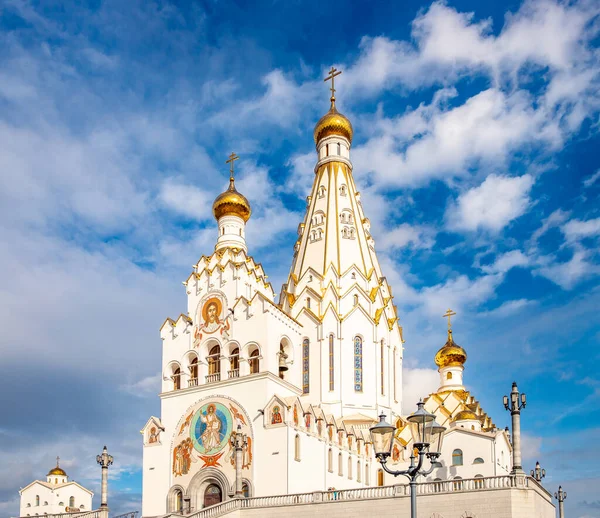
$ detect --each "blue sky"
[0,0,599,516]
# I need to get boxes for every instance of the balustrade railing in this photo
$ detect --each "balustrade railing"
[188,378,199,387]
[169,475,526,518]
[34,510,109,518]
[205,373,221,383]
[228,369,240,379]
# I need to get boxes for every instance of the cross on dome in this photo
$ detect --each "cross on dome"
[324,66,342,104]
[443,308,457,335]
[226,152,239,181]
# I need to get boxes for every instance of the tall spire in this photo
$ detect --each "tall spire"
[280,68,404,417]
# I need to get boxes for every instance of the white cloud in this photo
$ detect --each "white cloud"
[482,250,531,274]
[530,208,571,244]
[378,223,436,252]
[480,298,537,317]
[562,217,600,243]
[536,248,599,289]
[402,367,440,415]
[446,174,535,232]
[159,178,214,221]
[583,170,600,188]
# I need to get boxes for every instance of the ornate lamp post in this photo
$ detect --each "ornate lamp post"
[555,486,567,518]
[370,402,445,518]
[503,382,526,474]
[229,424,248,497]
[96,446,114,508]
[530,461,546,482]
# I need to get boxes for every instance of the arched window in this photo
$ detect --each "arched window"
[453,476,463,491]
[377,469,384,486]
[295,434,301,461]
[328,448,333,472]
[229,347,239,375]
[302,338,310,394]
[357,460,361,482]
[35,496,39,507]
[318,186,326,198]
[351,272,356,279]
[242,483,250,498]
[172,367,181,390]
[207,345,220,379]
[474,475,484,489]
[447,371,453,380]
[249,349,260,374]
[329,334,334,391]
[365,463,370,485]
[380,339,385,396]
[353,294,358,306]
[326,143,329,156]
[69,497,75,508]
[452,449,463,466]
[203,485,221,508]
[189,357,198,387]
[54,478,57,484]
[473,457,484,464]
[338,453,343,476]
[348,457,352,479]
[337,143,341,155]
[354,336,363,392]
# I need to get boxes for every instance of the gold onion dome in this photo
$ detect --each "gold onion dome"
[434,329,467,368]
[313,100,353,145]
[48,466,67,476]
[212,177,251,222]
[453,410,479,422]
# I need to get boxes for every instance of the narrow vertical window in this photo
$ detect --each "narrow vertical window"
[365,464,370,485]
[393,348,397,402]
[354,336,363,392]
[357,460,361,482]
[326,144,329,156]
[329,334,334,391]
[337,143,341,155]
[348,457,352,479]
[295,434,301,461]
[328,448,333,472]
[338,453,343,476]
[377,469,384,486]
[380,340,385,396]
[302,338,310,394]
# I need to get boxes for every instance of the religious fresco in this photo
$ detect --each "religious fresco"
[304,413,311,430]
[271,406,283,425]
[293,405,299,427]
[149,426,159,444]
[194,295,230,343]
[328,425,333,442]
[392,443,401,463]
[317,419,323,436]
[172,396,253,483]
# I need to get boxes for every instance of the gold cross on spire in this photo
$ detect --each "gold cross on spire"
[56,456,60,467]
[443,309,457,339]
[324,66,342,104]
[225,152,239,181]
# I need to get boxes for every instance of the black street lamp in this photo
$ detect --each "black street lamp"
[370,402,445,518]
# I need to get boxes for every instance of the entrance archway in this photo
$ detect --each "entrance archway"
[203,484,222,507]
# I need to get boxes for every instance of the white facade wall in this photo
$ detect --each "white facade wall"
[20,482,92,517]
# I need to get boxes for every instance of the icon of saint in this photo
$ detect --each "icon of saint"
[200,404,222,452]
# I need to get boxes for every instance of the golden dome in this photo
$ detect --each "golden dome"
[434,330,467,368]
[313,102,353,145]
[453,410,479,422]
[47,466,67,477]
[212,177,251,222]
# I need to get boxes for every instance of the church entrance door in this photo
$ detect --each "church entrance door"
[203,484,222,508]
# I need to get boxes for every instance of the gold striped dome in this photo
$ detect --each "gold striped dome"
[212,178,251,222]
[313,102,353,144]
[434,330,467,368]
[453,410,479,422]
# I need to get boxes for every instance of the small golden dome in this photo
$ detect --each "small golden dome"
[48,466,67,477]
[453,410,479,422]
[313,102,353,145]
[212,177,251,222]
[434,330,467,368]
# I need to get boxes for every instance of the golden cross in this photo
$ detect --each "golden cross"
[443,309,457,330]
[225,152,239,180]
[324,66,342,102]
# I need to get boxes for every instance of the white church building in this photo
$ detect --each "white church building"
[19,459,93,517]
[140,75,554,518]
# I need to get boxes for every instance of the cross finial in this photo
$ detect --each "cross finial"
[225,152,239,182]
[443,309,457,337]
[324,66,342,106]
[56,456,60,467]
